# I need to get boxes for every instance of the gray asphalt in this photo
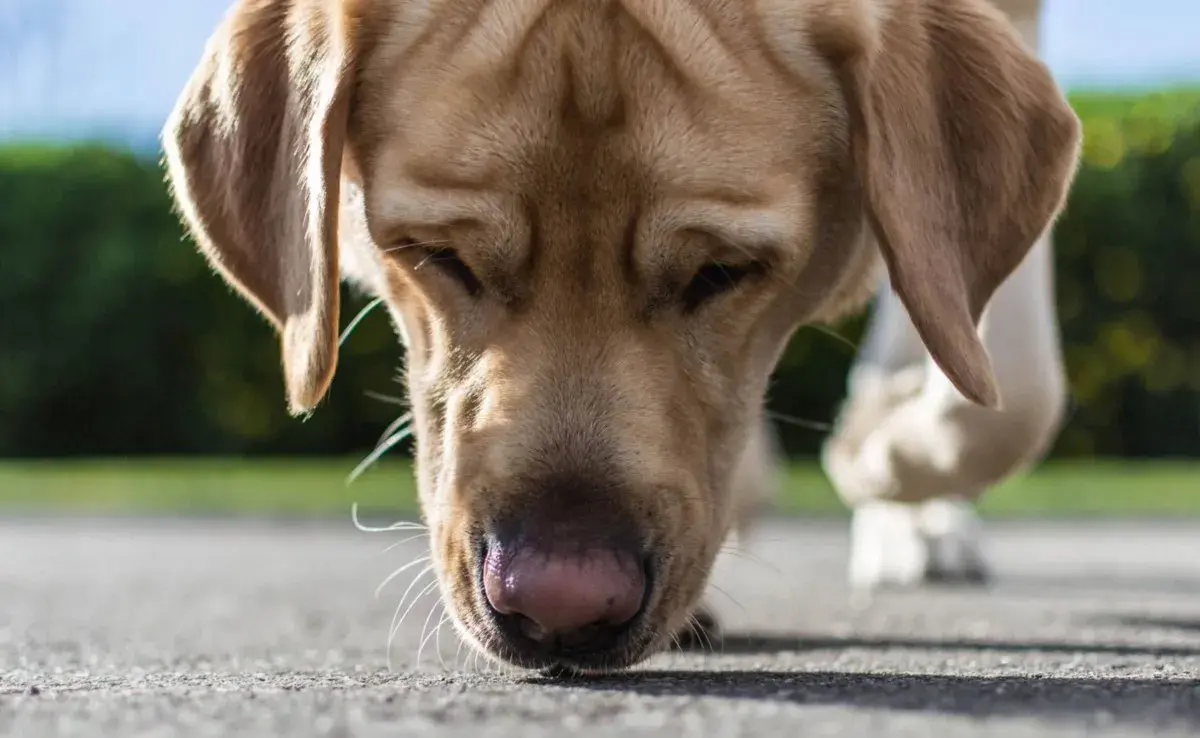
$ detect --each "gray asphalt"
[1,517,1199,737]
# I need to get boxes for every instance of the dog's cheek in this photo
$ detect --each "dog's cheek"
[430,515,479,631]
[654,542,724,644]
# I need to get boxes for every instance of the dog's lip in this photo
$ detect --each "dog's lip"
[468,536,663,671]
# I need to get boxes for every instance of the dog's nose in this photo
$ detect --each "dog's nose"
[483,541,646,647]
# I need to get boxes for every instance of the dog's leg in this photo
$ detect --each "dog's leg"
[847,497,990,590]
[829,230,1066,590]
[830,275,985,589]
[828,0,1062,591]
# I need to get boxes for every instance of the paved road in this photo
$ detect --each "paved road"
[1,517,1199,737]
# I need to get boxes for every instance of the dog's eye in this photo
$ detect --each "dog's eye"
[416,245,483,297]
[681,261,763,312]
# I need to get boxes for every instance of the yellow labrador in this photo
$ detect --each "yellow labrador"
[162,0,1080,673]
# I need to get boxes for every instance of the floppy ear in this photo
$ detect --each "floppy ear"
[823,0,1080,408]
[162,0,360,415]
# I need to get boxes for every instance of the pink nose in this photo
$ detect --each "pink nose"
[483,545,646,641]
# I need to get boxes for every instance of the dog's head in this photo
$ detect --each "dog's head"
[163,0,1078,672]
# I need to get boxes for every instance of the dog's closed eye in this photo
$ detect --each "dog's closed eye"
[403,240,484,297]
[681,261,765,313]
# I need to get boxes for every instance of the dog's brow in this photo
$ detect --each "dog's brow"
[373,186,512,232]
[656,198,801,260]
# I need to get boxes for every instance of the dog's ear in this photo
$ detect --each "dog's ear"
[814,0,1080,408]
[162,0,361,415]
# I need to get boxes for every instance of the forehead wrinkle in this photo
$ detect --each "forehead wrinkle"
[361,0,827,287]
[617,0,755,96]
[658,188,808,247]
[367,185,530,270]
[450,0,559,77]
[371,186,512,229]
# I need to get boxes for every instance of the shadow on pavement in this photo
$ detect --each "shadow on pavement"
[681,632,1200,658]
[535,670,1200,727]
[1096,615,1200,634]
[995,574,1200,597]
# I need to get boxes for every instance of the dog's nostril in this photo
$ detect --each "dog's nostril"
[518,615,551,643]
[515,615,612,649]
[483,542,646,646]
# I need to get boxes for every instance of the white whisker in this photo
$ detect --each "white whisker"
[433,612,455,671]
[365,390,409,408]
[804,322,860,353]
[347,419,414,485]
[374,556,432,599]
[688,614,716,654]
[719,545,782,575]
[377,412,414,446]
[351,502,427,533]
[382,532,430,555]
[338,297,384,348]
[416,600,446,668]
[388,576,441,672]
[766,410,833,433]
[454,632,468,671]
[382,238,449,254]
[668,627,683,654]
[387,564,436,642]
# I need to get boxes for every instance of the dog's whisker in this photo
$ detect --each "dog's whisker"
[667,626,684,654]
[707,583,747,613]
[381,238,449,254]
[386,569,438,672]
[686,615,707,652]
[454,631,469,672]
[364,389,410,408]
[416,601,447,669]
[433,611,455,672]
[389,565,436,631]
[347,420,414,484]
[389,576,441,649]
[360,521,427,535]
[718,546,783,576]
[351,503,427,534]
[803,322,860,353]
[374,556,433,599]
[765,410,833,433]
[687,614,717,654]
[377,412,415,447]
[338,297,385,348]
[381,532,430,555]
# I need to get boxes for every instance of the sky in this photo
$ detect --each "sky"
[1,0,1198,144]
[1041,0,1200,86]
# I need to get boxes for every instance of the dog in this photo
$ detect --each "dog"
[161,0,1080,674]
[820,0,1070,589]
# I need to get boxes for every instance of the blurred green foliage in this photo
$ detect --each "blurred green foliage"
[1,88,1198,459]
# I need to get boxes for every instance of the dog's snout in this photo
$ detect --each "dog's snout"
[483,543,646,644]
[475,487,655,667]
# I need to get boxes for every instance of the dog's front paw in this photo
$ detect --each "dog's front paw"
[669,605,722,652]
[848,498,989,590]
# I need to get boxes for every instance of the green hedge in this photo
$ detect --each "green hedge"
[2,88,1198,458]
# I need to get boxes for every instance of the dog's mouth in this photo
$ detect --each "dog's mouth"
[465,535,665,673]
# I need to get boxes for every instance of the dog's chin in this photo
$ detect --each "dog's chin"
[462,612,666,675]
[448,566,680,675]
